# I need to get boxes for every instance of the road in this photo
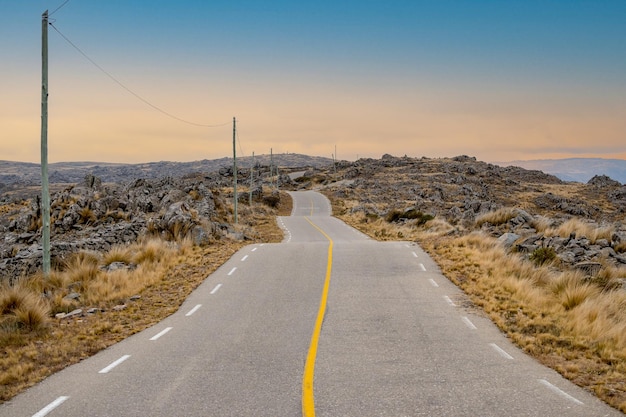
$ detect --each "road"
[1,190,621,416]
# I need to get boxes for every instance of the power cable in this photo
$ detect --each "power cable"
[49,22,230,128]
[49,0,71,16]
[236,125,245,159]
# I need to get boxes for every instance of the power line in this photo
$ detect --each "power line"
[49,0,71,16]
[236,125,245,159]
[49,22,229,128]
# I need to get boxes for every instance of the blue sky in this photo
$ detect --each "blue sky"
[2,1,626,163]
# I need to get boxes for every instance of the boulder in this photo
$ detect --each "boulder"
[497,233,520,248]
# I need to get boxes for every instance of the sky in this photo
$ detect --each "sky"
[2,1,626,164]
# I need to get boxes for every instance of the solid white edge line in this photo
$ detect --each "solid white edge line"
[419,263,427,271]
[185,304,202,316]
[98,355,130,374]
[489,343,514,360]
[241,255,249,261]
[149,327,173,341]
[538,379,584,405]
[228,267,237,276]
[462,316,477,329]
[443,295,456,306]
[429,278,439,287]
[32,396,69,417]
[210,283,222,295]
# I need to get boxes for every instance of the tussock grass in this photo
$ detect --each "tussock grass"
[546,218,614,243]
[132,238,171,265]
[530,216,552,233]
[0,286,49,332]
[475,207,517,227]
[64,252,100,284]
[102,245,133,266]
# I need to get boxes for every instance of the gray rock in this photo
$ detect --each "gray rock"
[63,308,83,318]
[497,233,520,248]
[574,262,602,276]
[63,292,80,301]
[191,225,211,246]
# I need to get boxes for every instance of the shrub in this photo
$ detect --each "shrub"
[263,194,280,208]
[530,247,556,266]
[385,210,403,223]
[385,209,434,225]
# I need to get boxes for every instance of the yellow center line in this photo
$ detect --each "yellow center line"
[302,216,333,417]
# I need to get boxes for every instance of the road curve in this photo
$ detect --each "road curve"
[0,191,621,416]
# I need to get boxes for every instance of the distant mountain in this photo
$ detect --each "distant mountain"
[499,158,626,184]
[0,154,334,186]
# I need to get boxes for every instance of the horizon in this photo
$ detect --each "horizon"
[2,1,626,164]
[5,154,626,167]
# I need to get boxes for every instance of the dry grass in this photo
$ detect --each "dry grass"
[0,192,289,403]
[475,207,518,227]
[545,218,614,243]
[331,196,626,413]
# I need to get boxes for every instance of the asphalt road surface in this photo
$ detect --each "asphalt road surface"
[1,191,621,416]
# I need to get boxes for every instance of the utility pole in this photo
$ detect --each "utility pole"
[41,10,51,278]
[270,148,274,188]
[232,117,238,224]
[334,144,337,176]
[249,151,254,206]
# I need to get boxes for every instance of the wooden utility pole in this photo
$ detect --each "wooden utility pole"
[41,10,51,277]
[270,148,274,188]
[249,151,254,206]
[232,117,238,224]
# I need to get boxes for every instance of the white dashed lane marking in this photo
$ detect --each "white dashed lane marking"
[32,396,69,417]
[538,379,584,405]
[489,343,514,360]
[149,327,172,341]
[210,284,222,295]
[462,317,477,330]
[228,267,237,276]
[241,255,249,261]
[443,296,456,307]
[98,355,131,374]
[185,304,202,316]
[429,279,439,288]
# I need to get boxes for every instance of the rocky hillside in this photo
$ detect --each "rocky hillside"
[306,154,626,278]
[0,153,332,187]
[5,152,626,285]
[0,161,297,283]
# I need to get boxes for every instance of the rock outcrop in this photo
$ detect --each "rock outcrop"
[0,171,284,283]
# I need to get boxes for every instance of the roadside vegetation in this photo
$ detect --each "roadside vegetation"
[328,196,626,413]
[0,190,291,403]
